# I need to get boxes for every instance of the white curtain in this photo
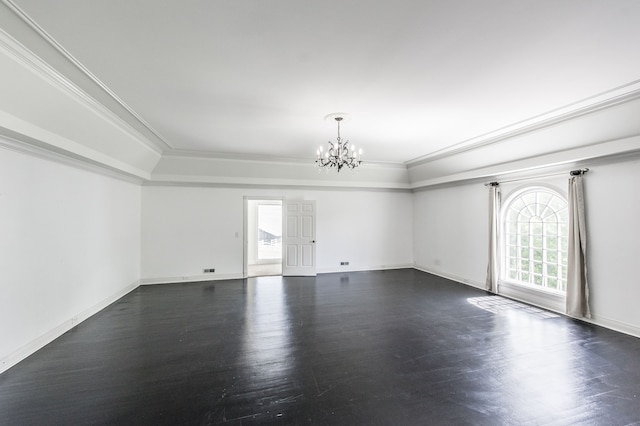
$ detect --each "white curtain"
[486,183,501,293]
[566,174,591,318]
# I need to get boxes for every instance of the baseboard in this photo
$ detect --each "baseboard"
[143,266,414,282]
[140,273,244,285]
[413,264,485,289]
[316,263,414,275]
[0,280,140,375]
[581,314,640,339]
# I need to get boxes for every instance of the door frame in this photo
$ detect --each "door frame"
[243,196,285,278]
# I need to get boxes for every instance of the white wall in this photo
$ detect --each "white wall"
[141,186,414,282]
[413,157,640,337]
[583,159,640,335]
[0,145,141,372]
[141,186,245,281]
[413,183,489,287]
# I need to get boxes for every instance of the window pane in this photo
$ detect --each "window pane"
[502,188,568,293]
[558,279,566,292]
[533,249,543,261]
[546,237,557,249]
[560,237,568,251]
[531,221,543,235]
[508,222,518,234]
[549,196,564,211]
[560,223,568,237]
[558,210,568,224]
[532,235,543,248]
[523,193,536,205]
[511,198,525,211]
[545,224,558,236]
[518,223,529,234]
[519,209,532,219]
[546,250,557,263]
[533,262,543,274]
[537,192,552,205]
[557,208,568,223]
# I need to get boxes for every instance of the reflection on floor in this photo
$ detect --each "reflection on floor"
[1,269,639,424]
[468,295,560,319]
[247,262,282,277]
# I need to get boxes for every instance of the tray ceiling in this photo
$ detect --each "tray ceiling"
[7,0,640,164]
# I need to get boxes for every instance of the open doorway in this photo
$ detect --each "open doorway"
[246,199,283,277]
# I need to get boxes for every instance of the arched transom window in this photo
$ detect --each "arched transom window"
[503,188,568,292]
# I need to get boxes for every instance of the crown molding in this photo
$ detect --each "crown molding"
[163,148,407,169]
[143,180,412,193]
[148,173,412,190]
[0,129,146,184]
[406,79,640,168]
[409,135,640,191]
[0,28,164,157]
[1,0,172,152]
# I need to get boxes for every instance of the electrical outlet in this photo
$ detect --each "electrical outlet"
[204,268,215,273]
[340,261,349,266]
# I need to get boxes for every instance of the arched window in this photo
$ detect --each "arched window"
[503,187,568,292]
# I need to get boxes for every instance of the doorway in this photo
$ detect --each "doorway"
[246,199,283,277]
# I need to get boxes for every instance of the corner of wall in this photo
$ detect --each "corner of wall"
[0,280,140,375]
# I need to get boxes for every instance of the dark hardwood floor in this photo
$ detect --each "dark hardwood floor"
[1,269,639,425]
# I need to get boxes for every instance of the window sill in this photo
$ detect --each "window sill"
[498,280,566,314]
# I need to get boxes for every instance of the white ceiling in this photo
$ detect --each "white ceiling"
[10,0,640,164]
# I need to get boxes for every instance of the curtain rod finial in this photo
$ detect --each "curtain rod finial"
[570,168,589,176]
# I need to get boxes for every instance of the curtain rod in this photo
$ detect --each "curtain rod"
[484,168,589,186]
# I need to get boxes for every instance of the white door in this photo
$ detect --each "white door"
[282,200,316,276]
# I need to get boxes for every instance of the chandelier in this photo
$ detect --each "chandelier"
[315,115,362,172]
